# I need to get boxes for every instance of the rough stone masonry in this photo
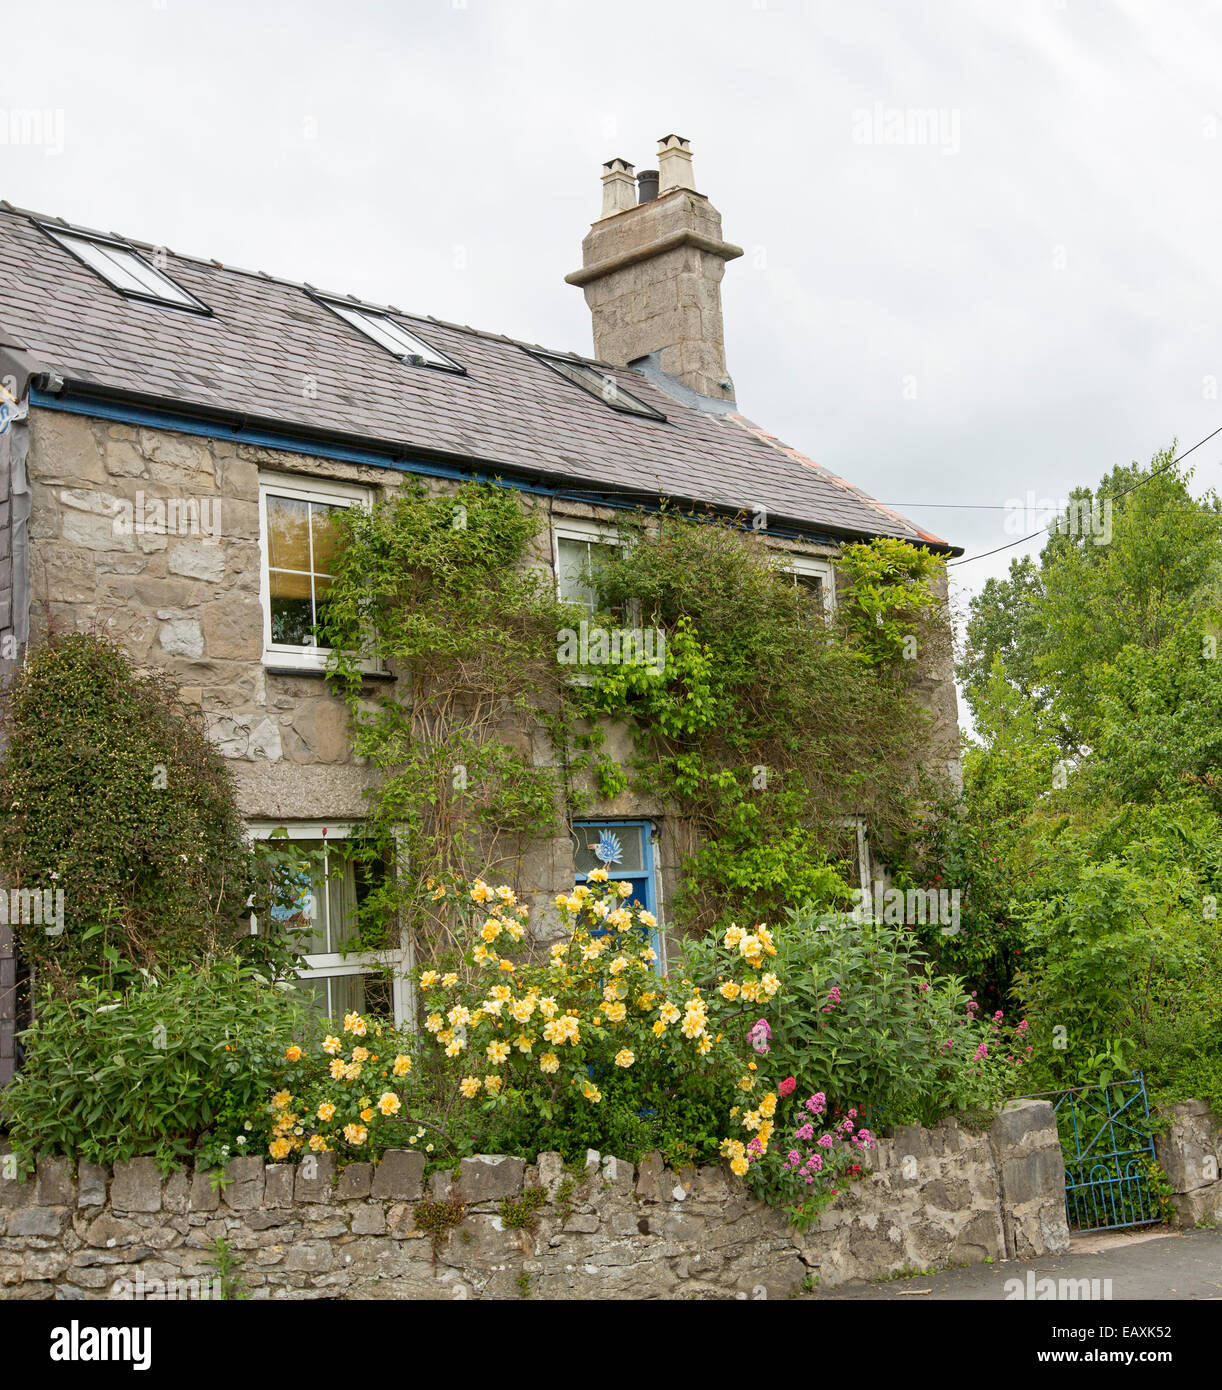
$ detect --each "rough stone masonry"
[0,1099,1069,1300]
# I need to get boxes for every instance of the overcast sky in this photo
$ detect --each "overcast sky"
[6,0,1222,726]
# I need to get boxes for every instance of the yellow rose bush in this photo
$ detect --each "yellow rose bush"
[219,877,790,1172]
[409,875,782,1165]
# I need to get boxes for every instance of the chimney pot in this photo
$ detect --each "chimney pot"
[600,157,637,218]
[636,170,659,204]
[657,133,696,193]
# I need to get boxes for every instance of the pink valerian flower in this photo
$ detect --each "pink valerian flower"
[817,1134,835,1148]
[1017,1019,1029,1034]
[746,1137,763,1158]
[778,1076,797,1097]
[748,1019,772,1054]
[853,1128,875,1149]
[973,1041,988,1061]
[993,1010,1004,1021]
[942,1039,953,1052]
[838,1117,854,1134]
[806,1153,823,1173]
[786,1150,802,1167]
[794,1123,815,1141]
[806,1092,827,1115]
[847,1108,858,1119]
[966,1000,979,1015]
[826,987,841,1005]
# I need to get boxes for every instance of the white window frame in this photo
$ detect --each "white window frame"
[258,471,379,673]
[246,820,414,1030]
[787,554,837,618]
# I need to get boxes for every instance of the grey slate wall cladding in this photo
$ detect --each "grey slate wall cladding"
[0,1101,1069,1300]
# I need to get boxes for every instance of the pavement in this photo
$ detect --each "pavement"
[811,1225,1222,1300]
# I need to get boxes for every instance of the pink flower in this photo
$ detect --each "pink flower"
[747,1137,762,1155]
[748,1019,772,1054]
[1017,1020,1029,1034]
[817,1134,834,1148]
[806,1092,827,1115]
[847,1108,857,1119]
[807,1154,823,1173]
[794,1123,814,1141]
[779,1076,796,1097]
[973,1041,988,1061]
[787,1150,801,1166]
[993,1010,1004,1021]
[826,987,841,1007]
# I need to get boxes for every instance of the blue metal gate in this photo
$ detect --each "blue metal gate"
[1034,1072,1162,1232]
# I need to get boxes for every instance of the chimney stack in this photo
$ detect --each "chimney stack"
[565,134,743,402]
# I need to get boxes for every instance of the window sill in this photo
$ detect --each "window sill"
[263,663,395,683]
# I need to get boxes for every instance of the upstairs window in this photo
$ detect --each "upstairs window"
[554,519,626,621]
[258,472,379,673]
[527,350,666,421]
[787,555,836,618]
[314,295,463,372]
[39,224,209,313]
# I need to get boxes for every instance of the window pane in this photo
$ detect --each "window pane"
[310,502,344,576]
[558,537,618,617]
[267,496,311,573]
[573,824,645,875]
[49,230,200,307]
[326,849,360,953]
[269,581,315,646]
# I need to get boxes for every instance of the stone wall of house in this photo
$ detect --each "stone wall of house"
[0,1099,1065,1300]
[1155,1100,1222,1228]
[22,405,963,943]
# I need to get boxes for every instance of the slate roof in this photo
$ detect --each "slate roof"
[0,203,952,550]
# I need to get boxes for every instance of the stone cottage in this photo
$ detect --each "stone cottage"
[0,136,960,1077]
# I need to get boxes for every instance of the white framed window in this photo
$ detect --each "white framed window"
[553,517,625,619]
[247,821,414,1030]
[787,554,836,617]
[258,471,378,672]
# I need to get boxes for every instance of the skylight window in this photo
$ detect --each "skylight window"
[315,296,463,372]
[527,350,666,421]
[39,225,209,312]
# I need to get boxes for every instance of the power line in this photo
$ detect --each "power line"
[946,425,1222,568]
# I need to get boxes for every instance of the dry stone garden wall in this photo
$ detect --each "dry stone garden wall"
[0,1099,1069,1300]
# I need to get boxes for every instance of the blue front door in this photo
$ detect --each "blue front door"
[571,819,661,965]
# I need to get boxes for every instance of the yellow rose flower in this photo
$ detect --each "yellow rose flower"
[604,1001,627,1024]
[718,980,740,1001]
[614,1049,635,1068]
[424,1013,443,1034]
[459,1076,482,1098]
[272,1089,293,1109]
[487,1040,510,1064]
[470,880,492,903]
[328,1058,347,1080]
[316,1101,336,1122]
[308,1134,329,1153]
[539,1052,560,1074]
[351,1046,370,1063]
[378,1092,400,1116]
[269,1138,291,1160]
[419,970,439,989]
[343,1123,368,1145]
[344,1061,363,1081]
[343,1012,368,1037]
[610,956,630,975]
[284,1046,303,1062]
[588,867,609,883]
[442,973,458,988]
[759,1092,777,1118]
[360,1107,375,1123]
[392,1054,412,1076]
[730,1156,749,1178]
[483,1074,503,1094]
[322,1035,343,1056]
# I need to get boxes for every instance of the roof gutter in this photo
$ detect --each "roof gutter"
[27,375,961,557]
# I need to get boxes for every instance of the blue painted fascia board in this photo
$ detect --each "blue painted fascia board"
[26,386,844,547]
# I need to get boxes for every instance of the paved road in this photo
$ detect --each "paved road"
[812,1227,1222,1300]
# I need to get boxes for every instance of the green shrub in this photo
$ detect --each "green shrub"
[0,631,253,989]
[710,904,1032,1127]
[0,959,309,1168]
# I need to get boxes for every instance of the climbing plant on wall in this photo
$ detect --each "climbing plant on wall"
[318,483,952,953]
